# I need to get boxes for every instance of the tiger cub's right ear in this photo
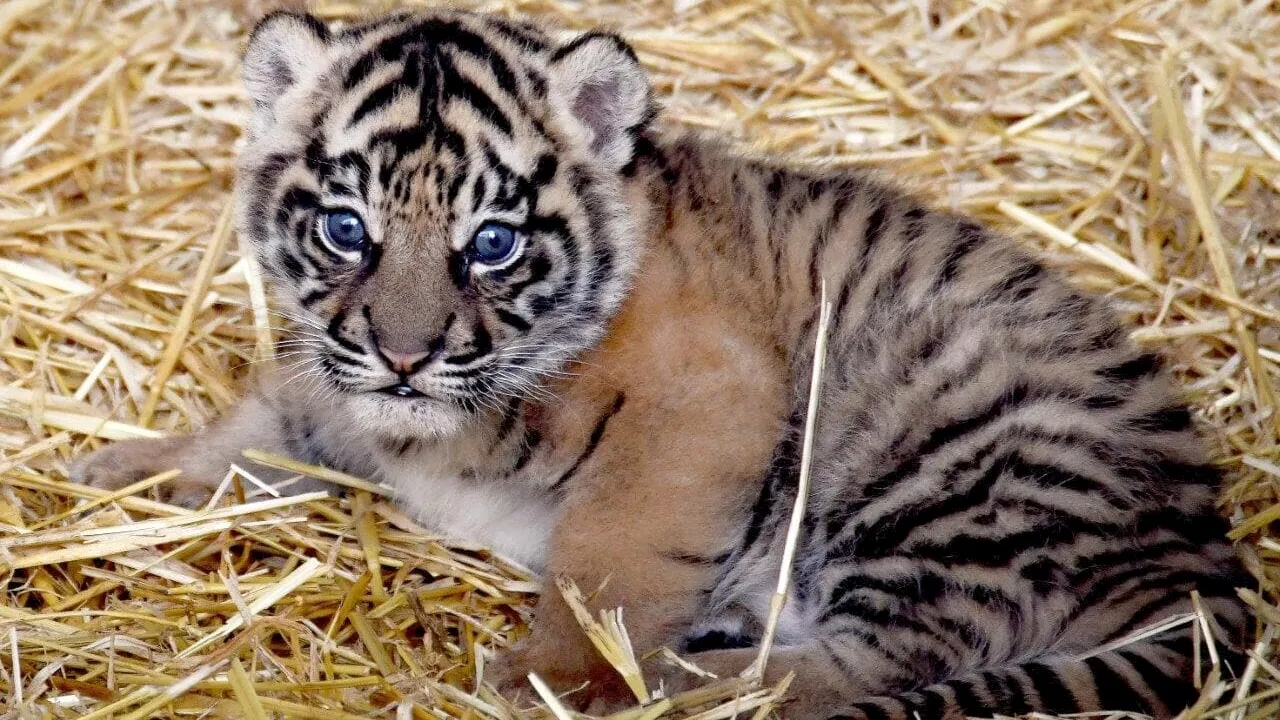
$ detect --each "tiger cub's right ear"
[242,11,331,134]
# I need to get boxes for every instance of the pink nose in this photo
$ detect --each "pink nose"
[377,346,432,374]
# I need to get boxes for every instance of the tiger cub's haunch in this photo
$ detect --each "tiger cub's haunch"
[72,9,1249,719]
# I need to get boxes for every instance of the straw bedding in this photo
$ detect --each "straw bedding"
[0,0,1277,717]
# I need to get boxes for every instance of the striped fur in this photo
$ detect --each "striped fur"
[71,9,1249,719]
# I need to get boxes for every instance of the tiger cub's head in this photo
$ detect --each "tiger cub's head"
[235,10,655,437]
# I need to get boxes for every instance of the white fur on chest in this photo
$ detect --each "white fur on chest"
[374,453,558,571]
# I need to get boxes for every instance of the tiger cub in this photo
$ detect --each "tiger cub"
[72,9,1249,719]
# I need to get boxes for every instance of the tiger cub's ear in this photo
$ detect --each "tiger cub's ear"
[548,32,654,171]
[242,11,331,135]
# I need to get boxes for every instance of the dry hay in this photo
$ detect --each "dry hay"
[0,0,1278,717]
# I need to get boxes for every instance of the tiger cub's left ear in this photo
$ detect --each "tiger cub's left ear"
[242,11,331,136]
[548,32,654,170]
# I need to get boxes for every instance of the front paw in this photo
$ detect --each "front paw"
[488,638,625,710]
[486,644,538,702]
[70,437,217,508]
[487,641,581,701]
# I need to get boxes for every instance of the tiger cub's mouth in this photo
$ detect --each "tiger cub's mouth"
[378,383,427,399]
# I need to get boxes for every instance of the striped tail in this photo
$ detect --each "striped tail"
[837,633,1235,720]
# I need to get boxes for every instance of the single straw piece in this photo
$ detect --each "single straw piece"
[137,200,235,426]
[745,281,832,682]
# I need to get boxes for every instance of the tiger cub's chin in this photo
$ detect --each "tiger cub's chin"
[342,390,475,441]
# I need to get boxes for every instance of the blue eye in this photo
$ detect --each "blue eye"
[470,223,522,265]
[322,211,367,251]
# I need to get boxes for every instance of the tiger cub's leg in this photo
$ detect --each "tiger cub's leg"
[71,372,342,507]
[492,309,788,706]
[493,398,786,704]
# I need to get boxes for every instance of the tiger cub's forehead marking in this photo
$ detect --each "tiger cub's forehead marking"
[282,14,562,259]
[327,13,553,134]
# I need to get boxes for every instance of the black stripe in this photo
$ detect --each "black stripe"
[980,671,1008,711]
[988,261,1046,301]
[325,180,356,198]
[494,307,531,332]
[326,350,364,367]
[858,201,891,269]
[1075,557,1185,611]
[438,25,524,101]
[933,221,987,290]
[1000,670,1033,715]
[471,173,488,213]
[531,154,558,186]
[444,323,493,366]
[807,189,853,294]
[369,125,434,161]
[251,152,294,196]
[445,169,469,209]
[1120,649,1189,713]
[274,247,307,281]
[820,592,935,633]
[829,572,946,608]
[683,630,752,652]
[1085,655,1151,714]
[587,239,616,294]
[335,152,371,199]
[439,52,512,134]
[527,212,574,243]
[659,550,730,566]
[1020,556,1067,590]
[1083,392,1125,408]
[494,399,522,444]
[848,703,891,720]
[1004,453,1121,502]
[860,384,1030,501]
[741,411,802,549]
[947,679,988,716]
[847,445,1008,558]
[549,393,625,493]
[1130,406,1192,433]
[304,137,330,178]
[274,186,319,234]
[937,615,989,650]
[869,252,911,309]
[299,286,333,309]
[978,670,1031,716]
[551,31,636,63]
[326,311,364,354]
[1154,459,1220,487]
[486,18,549,51]
[905,512,1115,566]
[917,688,948,719]
[1097,353,1162,383]
[348,75,403,127]
[506,255,552,300]
[352,242,383,288]
[1024,662,1077,714]
[511,429,541,472]
[447,247,471,288]
[831,200,892,322]
[343,52,380,91]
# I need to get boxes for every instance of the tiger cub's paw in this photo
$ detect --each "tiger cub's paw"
[69,437,218,509]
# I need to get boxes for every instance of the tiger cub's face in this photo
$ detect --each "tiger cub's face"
[234,11,654,437]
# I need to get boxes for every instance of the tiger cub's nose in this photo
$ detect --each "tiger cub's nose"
[376,346,433,375]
